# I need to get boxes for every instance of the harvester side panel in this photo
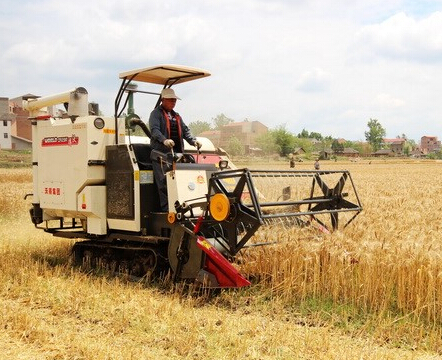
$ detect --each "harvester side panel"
[32,115,125,233]
[34,116,116,216]
[37,118,89,214]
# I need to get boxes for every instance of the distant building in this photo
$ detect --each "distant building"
[411,148,425,158]
[292,147,306,156]
[373,149,394,157]
[319,148,333,160]
[383,138,405,155]
[219,120,268,154]
[0,117,11,149]
[10,94,38,143]
[11,135,32,150]
[0,97,14,149]
[342,148,359,157]
[199,130,221,148]
[420,136,440,154]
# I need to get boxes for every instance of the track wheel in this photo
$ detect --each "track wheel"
[130,249,158,277]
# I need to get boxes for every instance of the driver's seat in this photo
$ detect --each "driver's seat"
[131,143,153,170]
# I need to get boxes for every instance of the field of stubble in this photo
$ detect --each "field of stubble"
[1,159,442,359]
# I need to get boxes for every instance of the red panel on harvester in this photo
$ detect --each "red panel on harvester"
[196,236,251,288]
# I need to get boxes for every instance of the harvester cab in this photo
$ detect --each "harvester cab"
[25,64,362,288]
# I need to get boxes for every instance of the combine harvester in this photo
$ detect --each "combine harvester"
[25,65,362,288]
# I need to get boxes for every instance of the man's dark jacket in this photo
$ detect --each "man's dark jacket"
[148,106,196,153]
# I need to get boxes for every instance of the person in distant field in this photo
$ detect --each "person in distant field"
[149,88,202,211]
[314,159,320,170]
[289,156,296,168]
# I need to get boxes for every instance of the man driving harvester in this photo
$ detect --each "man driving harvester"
[149,88,202,211]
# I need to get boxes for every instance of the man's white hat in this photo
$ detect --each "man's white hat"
[161,88,181,100]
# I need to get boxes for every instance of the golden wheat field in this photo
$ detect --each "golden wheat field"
[1,160,442,359]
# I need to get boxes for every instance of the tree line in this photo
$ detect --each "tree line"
[189,116,417,157]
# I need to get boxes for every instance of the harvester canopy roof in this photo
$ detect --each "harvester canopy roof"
[119,64,211,85]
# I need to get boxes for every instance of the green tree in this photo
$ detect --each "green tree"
[292,137,314,153]
[398,134,416,157]
[297,129,323,140]
[309,131,323,141]
[407,138,416,148]
[226,136,244,156]
[297,128,309,138]
[343,141,371,156]
[255,132,279,155]
[403,142,412,156]
[364,118,386,151]
[319,137,333,152]
[358,141,373,156]
[212,113,234,130]
[331,139,344,153]
[188,120,212,135]
[427,150,442,160]
[271,126,296,156]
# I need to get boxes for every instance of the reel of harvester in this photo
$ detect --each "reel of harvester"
[168,168,362,288]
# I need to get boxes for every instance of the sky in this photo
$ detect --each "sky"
[1,0,442,142]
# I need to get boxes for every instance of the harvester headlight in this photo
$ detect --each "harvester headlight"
[209,193,230,222]
[94,117,105,129]
[218,160,228,170]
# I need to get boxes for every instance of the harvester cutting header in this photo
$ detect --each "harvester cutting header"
[25,64,362,288]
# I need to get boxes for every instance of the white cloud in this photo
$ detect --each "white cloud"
[375,93,405,108]
[297,68,332,92]
[354,11,442,62]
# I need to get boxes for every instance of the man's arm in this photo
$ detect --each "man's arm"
[149,108,168,145]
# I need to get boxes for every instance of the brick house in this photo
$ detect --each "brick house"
[420,136,440,154]
[10,94,38,145]
[199,130,221,148]
[383,138,405,155]
[219,120,268,154]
